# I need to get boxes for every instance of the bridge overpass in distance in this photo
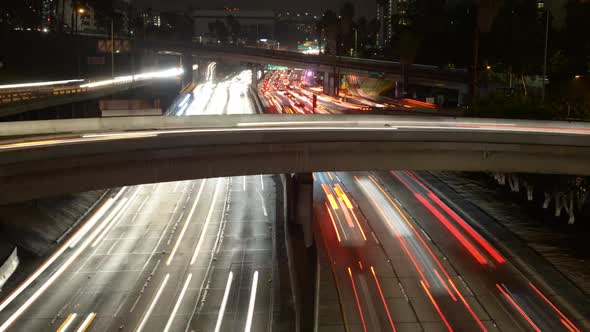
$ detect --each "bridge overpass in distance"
[186,46,469,98]
[0,67,184,118]
[0,114,589,204]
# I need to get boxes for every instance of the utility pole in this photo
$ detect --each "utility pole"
[111,19,115,79]
[354,28,358,57]
[542,9,549,102]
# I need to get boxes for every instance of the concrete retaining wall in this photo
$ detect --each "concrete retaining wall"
[0,247,18,290]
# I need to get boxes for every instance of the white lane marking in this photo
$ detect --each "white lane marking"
[244,271,259,332]
[113,294,128,317]
[0,190,127,330]
[166,180,207,265]
[58,312,77,332]
[89,197,129,248]
[129,294,142,313]
[190,179,222,265]
[371,232,379,244]
[106,240,119,255]
[163,273,193,332]
[139,181,189,273]
[243,176,247,191]
[136,273,170,332]
[257,191,268,217]
[75,312,96,332]
[214,272,234,332]
[259,175,264,191]
[92,187,141,248]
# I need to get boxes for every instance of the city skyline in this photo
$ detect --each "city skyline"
[136,0,376,18]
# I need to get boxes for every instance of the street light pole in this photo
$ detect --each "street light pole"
[542,9,549,102]
[111,19,115,79]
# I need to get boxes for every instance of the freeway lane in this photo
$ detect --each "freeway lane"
[0,69,279,332]
[314,171,584,331]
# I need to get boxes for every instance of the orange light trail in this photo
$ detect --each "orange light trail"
[348,267,368,332]
[325,203,342,242]
[421,280,454,332]
[447,278,488,332]
[350,209,367,241]
[528,282,581,332]
[433,270,457,301]
[334,184,354,209]
[321,184,339,210]
[561,319,577,332]
[496,284,541,332]
[370,266,397,332]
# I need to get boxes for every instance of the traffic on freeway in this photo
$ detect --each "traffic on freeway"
[0,67,279,332]
[257,70,585,331]
[314,171,582,331]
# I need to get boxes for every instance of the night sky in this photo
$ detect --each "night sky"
[136,0,376,18]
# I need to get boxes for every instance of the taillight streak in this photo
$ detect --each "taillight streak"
[528,282,581,332]
[370,266,397,332]
[433,270,457,301]
[400,171,505,264]
[414,193,488,265]
[348,267,368,332]
[496,283,541,332]
[366,175,487,330]
[325,203,342,243]
[421,280,454,332]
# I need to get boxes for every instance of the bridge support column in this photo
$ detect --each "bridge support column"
[181,53,194,87]
[249,64,260,89]
[286,173,316,331]
[323,72,337,97]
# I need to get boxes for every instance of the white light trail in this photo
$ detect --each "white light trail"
[0,189,127,331]
[0,188,125,315]
[190,179,222,265]
[166,179,207,266]
[0,79,84,90]
[79,67,183,88]
[214,272,234,332]
[91,187,140,248]
[244,271,259,332]
[163,273,193,332]
[75,312,96,332]
[136,273,170,332]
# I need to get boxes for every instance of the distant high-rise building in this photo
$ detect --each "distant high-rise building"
[41,0,56,31]
[376,0,411,48]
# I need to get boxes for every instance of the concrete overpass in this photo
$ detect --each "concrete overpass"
[0,114,589,204]
[186,46,469,97]
[145,43,469,98]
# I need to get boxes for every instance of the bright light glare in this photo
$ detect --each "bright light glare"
[0,79,84,90]
[80,67,183,88]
